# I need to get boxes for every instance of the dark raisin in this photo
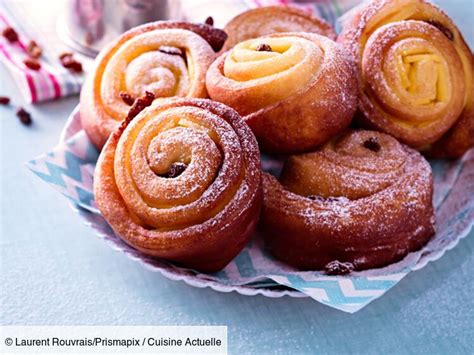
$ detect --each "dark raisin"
[308,195,343,202]
[159,162,187,178]
[23,58,41,71]
[16,108,32,126]
[119,91,135,106]
[426,20,454,41]
[306,195,346,202]
[59,53,83,73]
[0,96,10,105]
[325,260,354,275]
[62,59,83,73]
[27,40,42,58]
[363,137,381,152]
[126,91,155,120]
[204,16,214,26]
[307,195,325,202]
[159,46,186,64]
[256,43,272,52]
[2,27,18,43]
[159,46,184,57]
[71,61,83,73]
[200,26,227,52]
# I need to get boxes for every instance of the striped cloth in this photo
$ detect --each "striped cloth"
[0,1,83,103]
[0,0,359,104]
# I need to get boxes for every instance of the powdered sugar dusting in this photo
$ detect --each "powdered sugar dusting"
[222,5,336,51]
[84,23,218,148]
[262,130,435,270]
[338,0,470,150]
[101,98,260,238]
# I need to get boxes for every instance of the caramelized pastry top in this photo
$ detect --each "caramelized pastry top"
[94,98,262,272]
[222,5,336,51]
[339,0,474,157]
[261,130,435,271]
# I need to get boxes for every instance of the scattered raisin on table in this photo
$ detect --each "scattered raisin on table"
[59,52,83,73]
[16,107,32,126]
[23,58,41,71]
[2,27,19,43]
[27,40,42,58]
[0,96,10,105]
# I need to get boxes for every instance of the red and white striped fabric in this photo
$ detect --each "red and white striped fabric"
[0,3,82,103]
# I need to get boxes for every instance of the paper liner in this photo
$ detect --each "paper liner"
[27,106,474,313]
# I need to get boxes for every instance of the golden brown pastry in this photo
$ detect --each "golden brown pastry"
[81,21,227,149]
[206,32,357,154]
[221,5,336,51]
[94,98,262,272]
[339,0,474,158]
[261,130,435,272]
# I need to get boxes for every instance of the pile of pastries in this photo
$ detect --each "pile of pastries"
[82,0,473,274]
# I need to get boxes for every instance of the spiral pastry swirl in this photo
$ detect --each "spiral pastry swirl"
[81,21,227,149]
[261,130,435,271]
[206,32,357,154]
[339,0,474,158]
[221,5,336,52]
[94,98,262,272]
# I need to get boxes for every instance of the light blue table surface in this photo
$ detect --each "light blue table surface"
[1,1,474,354]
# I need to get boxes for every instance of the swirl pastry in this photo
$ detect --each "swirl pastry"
[261,130,435,271]
[206,32,357,154]
[81,21,227,149]
[339,0,474,158]
[221,6,336,51]
[94,98,262,272]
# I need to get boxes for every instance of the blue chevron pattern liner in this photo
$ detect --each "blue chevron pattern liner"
[27,114,474,313]
[28,131,99,213]
[270,274,406,313]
